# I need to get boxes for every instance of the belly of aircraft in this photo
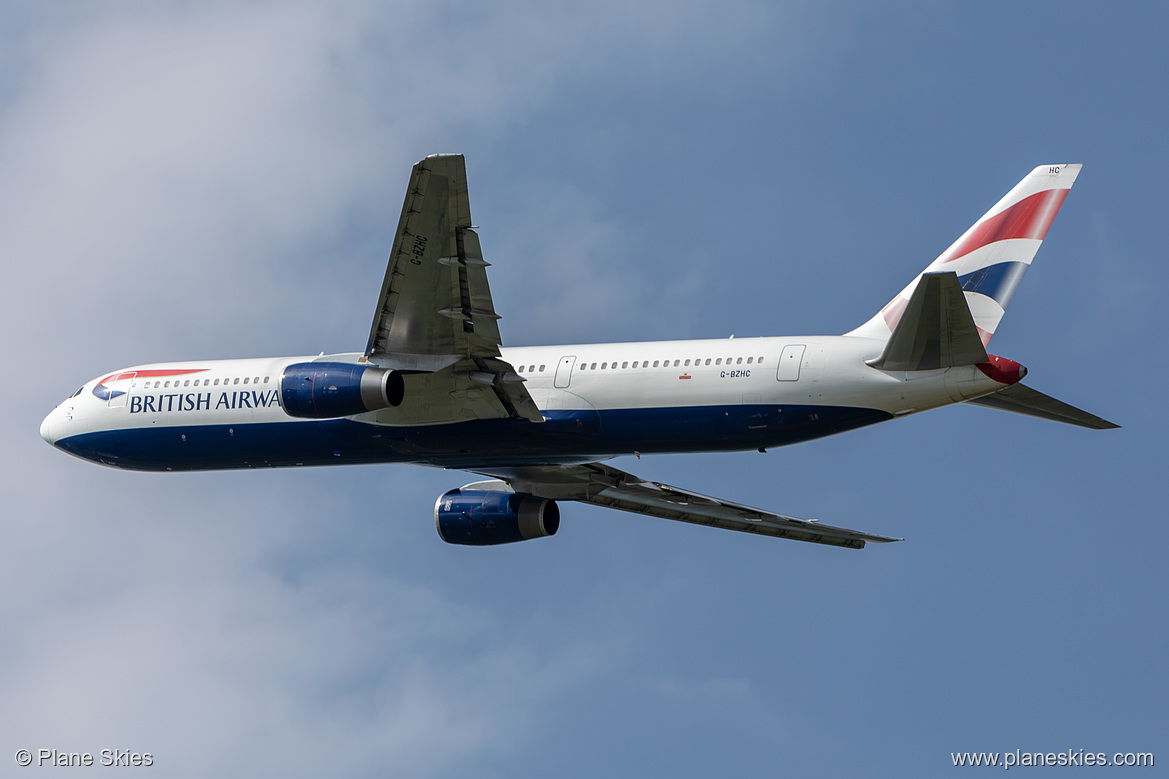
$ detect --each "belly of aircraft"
[53,403,893,471]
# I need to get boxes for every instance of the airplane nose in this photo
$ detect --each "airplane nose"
[40,408,57,445]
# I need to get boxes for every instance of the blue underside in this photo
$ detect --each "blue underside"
[55,404,893,471]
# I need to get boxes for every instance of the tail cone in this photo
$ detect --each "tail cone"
[977,354,1026,385]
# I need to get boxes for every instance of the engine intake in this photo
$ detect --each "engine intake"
[435,488,560,546]
[279,362,404,419]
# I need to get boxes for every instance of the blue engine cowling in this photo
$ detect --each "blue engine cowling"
[279,362,405,419]
[434,488,560,546]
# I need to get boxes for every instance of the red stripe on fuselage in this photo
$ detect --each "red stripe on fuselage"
[940,188,1069,264]
[96,368,209,386]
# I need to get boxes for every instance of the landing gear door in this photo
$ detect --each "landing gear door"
[777,345,806,381]
[554,356,576,389]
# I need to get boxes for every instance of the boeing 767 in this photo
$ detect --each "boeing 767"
[40,156,1116,549]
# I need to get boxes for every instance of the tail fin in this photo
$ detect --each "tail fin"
[848,164,1082,344]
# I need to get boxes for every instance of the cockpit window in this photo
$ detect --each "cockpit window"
[69,387,84,398]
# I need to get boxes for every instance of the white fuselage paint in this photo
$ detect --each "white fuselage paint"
[41,335,1009,465]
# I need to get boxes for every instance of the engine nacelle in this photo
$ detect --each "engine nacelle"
[434,488,560,546]
[279,362,404,419]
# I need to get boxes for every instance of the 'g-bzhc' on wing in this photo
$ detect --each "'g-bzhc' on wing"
[362,154,541,423]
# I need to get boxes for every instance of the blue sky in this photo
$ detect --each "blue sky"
[2,2,1164,776]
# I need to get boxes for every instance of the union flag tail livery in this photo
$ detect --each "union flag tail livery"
[849,164,1081,346]
[41,156,1116,551]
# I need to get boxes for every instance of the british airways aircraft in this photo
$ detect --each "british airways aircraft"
[40,156,1116,549]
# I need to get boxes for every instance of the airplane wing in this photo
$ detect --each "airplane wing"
[363,154,542,422]
[473,463,901,549]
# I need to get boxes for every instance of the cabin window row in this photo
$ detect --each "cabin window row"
[145,376,271,389]
[575,356,766,372]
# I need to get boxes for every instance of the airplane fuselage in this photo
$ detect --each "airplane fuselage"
[41,334,1013,472]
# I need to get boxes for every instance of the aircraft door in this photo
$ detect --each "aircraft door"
[554,356,576,388]
[107,372,138,408]
[777,345,806,381]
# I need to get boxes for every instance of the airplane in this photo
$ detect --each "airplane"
[40,155,1117,550]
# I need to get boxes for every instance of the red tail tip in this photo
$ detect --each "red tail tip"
[977,354,1027,385]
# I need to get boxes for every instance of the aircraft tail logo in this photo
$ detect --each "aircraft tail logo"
[849,164,1081,345]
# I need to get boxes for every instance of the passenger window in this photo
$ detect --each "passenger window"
[263,377,269,383]
[539,365,545,372]
[214,379,220,386]
[672,360,678,367]
[243,377,249,384]
[747,357,753,364]
[601,362,607,370]
[651,360,658,367]
[705,358,711,366]
[164,381,171,388]
[234,378,240,385]
[622,361,628,369]
[736,357,743,365]
[758,356,764,363]
[684,359,690,367]
[518,365,524,373]
[715,359,721,366]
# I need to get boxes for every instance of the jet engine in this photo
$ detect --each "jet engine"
[279,362,404,419]
[434,487,560,546]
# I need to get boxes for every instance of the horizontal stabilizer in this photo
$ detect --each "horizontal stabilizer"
[869,271,989,371]
[965,383,1119,429]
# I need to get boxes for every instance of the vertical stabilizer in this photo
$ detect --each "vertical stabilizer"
[848,164,1081,345]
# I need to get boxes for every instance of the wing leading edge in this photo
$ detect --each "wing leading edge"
[474,464,901,550]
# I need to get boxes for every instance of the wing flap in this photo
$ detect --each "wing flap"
[477,463,900,550]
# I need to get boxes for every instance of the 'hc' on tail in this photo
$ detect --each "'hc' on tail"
[848,164,1081,346]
